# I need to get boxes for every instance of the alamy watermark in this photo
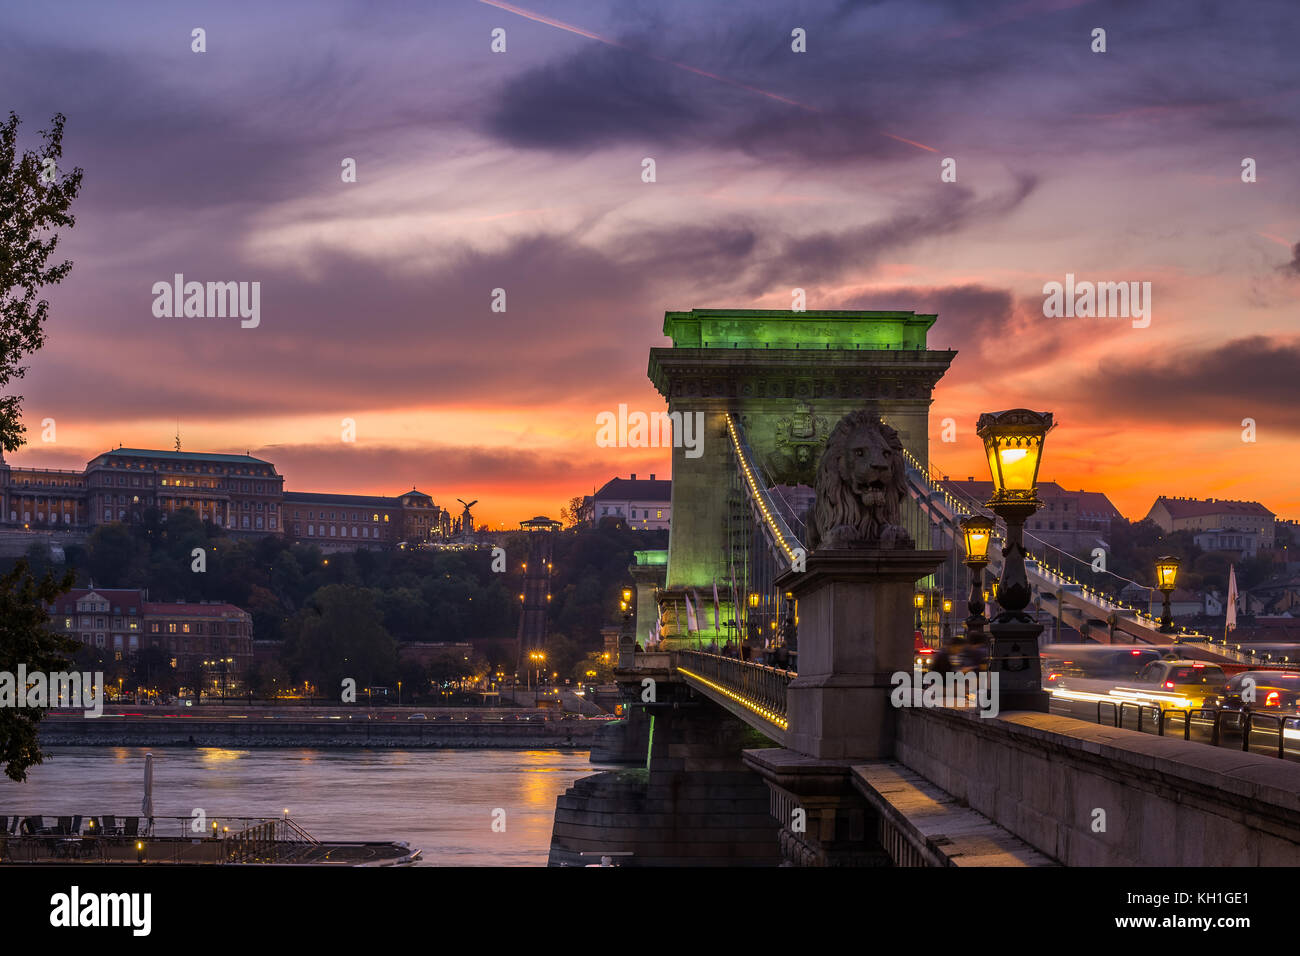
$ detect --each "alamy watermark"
[596,404,704,459]
[891,666,999,718]
[151,274,260,328]
[1042,273,1151,328]
[0,666,105,717]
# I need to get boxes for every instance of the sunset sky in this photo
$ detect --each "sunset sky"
[2,0,1297,527]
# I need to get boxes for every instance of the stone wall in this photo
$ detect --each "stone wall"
[895,707,1300,866]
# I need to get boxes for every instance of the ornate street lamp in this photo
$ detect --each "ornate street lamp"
[977,408,1054,712]
[960,514,994,641]
[1155,556,1180,633]
[913,591,925,632]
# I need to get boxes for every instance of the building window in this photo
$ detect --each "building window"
[168,623,177,633]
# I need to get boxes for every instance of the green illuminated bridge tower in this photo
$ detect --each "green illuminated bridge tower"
[646,309,955,645]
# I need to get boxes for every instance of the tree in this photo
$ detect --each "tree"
[0,114,81,781]
[560,495,589,529]
[0,113,82,453]
[284,585,398,693]
[0,561,77,781]
[84,522,144,588]
[129,647,176,698]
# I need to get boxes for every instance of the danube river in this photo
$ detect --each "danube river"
[0,747,603,865]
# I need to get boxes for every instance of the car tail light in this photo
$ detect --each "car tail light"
[1164,681,1175,689]
[1266,692,1281,707]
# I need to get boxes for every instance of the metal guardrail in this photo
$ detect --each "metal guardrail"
[1092,700,1300,761]
[0,814,319,864]
[675,650,794,731]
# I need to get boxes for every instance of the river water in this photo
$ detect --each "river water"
[0,747,604,866]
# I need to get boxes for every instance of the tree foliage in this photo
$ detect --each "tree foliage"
[0,561,76,781]
[0,114,80,780]
[0,113,82,453]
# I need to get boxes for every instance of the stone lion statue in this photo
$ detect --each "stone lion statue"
[806,411,913,550]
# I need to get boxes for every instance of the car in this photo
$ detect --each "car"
[1043,645,1174,683]
[1128,660,1228,710]
[1216,670,1300,729]
[407,713,427,720]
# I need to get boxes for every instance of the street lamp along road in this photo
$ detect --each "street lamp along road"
[977,408,1054,712]
[1155,555,1181,634]
[960,514,994,641]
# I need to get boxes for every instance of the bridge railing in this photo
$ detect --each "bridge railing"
[1092,700,1300,762]
[675,650,794,730]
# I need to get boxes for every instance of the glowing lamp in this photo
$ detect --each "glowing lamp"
[749,592,760,608]
[914,592,925,609]
[621,587,633,604]
[1155,556,1180,593]
[976,409,1054,502]
[960,514,995,565]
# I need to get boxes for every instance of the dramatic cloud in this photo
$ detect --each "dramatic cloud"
[2,0,1297,523]
[1079,336,1300,433]
[1280,242,1300,277]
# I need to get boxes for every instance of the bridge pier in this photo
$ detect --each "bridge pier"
[743,748,887,866]
[549,677,782,866]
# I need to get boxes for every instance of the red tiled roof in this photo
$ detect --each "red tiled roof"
[941,480,1120,518]
[143,602,247,616]
[1151,497,1274,519]
[594,477,671,501]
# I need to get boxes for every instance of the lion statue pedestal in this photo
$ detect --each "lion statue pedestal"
[781,412,947,760]
[778,549,945,759]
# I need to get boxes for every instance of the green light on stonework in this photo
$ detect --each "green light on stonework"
[634,550,668,566]
[645,712,655,771]
[661,309,936,350]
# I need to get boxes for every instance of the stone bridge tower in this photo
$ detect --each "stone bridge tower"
[646,309,955,600]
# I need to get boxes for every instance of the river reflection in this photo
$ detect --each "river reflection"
[0,747,604,866]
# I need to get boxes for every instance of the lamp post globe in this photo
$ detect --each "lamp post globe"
[960,514,994,640]
[1155,555,1181,633]
[977,408,1054,712]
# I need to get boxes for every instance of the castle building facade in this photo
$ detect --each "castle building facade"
[0,446,449,549]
